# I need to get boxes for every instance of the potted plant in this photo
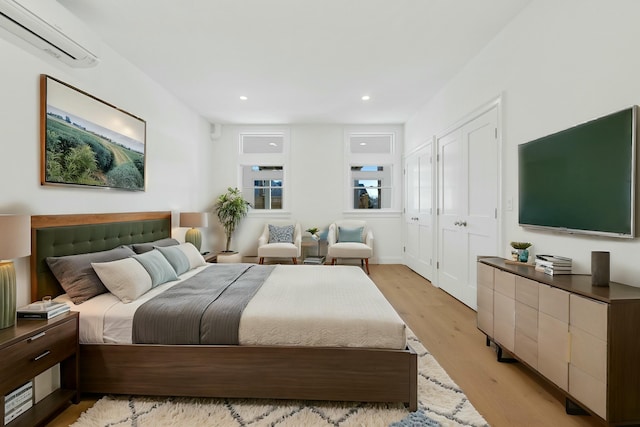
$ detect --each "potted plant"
[213,187,251,252]
[306,227,319,240]
[510,241,532,262]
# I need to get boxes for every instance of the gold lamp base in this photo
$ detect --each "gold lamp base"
[185,228,202,252]
[0,261,16,329]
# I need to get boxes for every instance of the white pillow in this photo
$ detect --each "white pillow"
[92,258,152,303]
[177,243,207,270]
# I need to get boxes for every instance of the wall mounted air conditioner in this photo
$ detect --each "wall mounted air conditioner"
[0,0,99,67]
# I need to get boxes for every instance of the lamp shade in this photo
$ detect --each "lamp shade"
[179,212,208,228]
[0,215,30,260]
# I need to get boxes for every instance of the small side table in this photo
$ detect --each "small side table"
[302,237,326,265]
[203,252,217,263]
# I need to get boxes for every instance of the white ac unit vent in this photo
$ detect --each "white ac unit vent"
[0,0,99,67]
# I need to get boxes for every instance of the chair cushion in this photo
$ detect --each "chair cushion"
[268,224,294,243]
[258,242,298,257]
[327,242,373,258]
[338,226,364,243]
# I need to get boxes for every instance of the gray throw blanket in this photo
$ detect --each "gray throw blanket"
[132,264,275,345]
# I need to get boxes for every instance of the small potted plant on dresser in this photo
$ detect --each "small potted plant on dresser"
[213,187,250,262]
[510,241,532,263]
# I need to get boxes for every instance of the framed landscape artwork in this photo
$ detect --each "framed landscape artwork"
[40,75,146,191]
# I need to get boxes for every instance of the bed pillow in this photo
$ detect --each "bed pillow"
[133,249,179,287]
[46,245,136,304]
[92,258,152,303]
[131,238,180,254]
[268,224,294,243]
[155,245,191,275]
[337,226,365,243]
[176,242,207,270]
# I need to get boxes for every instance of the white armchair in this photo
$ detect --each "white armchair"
[258,222,302,265]
[327,220,374,274]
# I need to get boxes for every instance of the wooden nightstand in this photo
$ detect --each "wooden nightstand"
[203,252,217,263]
[0,312,79,427]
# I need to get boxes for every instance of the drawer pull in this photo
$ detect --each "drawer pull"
[28,332,46,342]
[34,350,51,361]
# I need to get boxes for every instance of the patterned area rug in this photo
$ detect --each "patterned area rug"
[71,334,488,427]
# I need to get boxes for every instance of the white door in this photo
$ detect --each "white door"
[437,107,499,309]
[404,143,433,280]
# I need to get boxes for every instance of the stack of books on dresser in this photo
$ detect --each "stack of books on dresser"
[4,381,32,425]
[534,254,572,276]
[16,301,69,320]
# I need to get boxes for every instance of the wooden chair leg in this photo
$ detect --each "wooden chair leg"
[292,257,297,264]
[331,258,336,265]
[259,257,264,264]
[364,258,370,274]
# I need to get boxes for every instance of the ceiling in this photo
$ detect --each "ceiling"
[60,0,530,125]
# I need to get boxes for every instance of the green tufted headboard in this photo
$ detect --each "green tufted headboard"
[31,212,172,301]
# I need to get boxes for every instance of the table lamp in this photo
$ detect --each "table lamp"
[179,212,208,252]
[0,215,31,329]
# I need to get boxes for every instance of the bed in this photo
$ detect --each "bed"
[30,212,418,411]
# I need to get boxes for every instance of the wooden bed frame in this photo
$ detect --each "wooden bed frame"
[31,212,418,411]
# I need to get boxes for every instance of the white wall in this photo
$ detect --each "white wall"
[405,0,640,286]
[207,124,404,264]
[0,37,212,307]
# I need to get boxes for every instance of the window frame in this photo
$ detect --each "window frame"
[238,128,291,215]
[343,128,402,215]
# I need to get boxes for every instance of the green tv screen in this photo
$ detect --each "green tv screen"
[518,106,636,238]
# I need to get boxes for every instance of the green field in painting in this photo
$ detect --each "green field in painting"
[45,115,144,190]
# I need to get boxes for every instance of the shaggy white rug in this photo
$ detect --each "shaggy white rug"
[72,334,488,427]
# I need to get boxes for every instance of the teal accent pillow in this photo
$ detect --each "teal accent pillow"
[268,224,294,243]
[338,226,364,243]
[133,249,179,287]
[155,245,190,275]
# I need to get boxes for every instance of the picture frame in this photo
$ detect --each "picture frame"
[40,75,146,191]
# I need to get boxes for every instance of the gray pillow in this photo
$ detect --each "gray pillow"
[46,245,136,304]
[155,245,191,275]
[268,224,294,243]
[132,249,179,287]
[131,238,179,254]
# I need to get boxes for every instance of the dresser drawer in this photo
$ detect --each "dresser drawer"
[570,294,607,341]
[516,301,538,341]
[515,276,538,308]
[0,318,77,392]
[477,263,494,289]
[494,269,515,298]
[539,284,569,322]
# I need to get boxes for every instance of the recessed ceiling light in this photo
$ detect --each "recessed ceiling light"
[361,95,370,101]
[360,142,367,146]
[268,142,278,147]
[239,96,248,101]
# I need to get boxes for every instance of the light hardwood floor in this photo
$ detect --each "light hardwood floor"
[48,264,601,426]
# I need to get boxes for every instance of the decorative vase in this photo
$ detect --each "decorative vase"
[0,261,16,329]
[518,249,529,263]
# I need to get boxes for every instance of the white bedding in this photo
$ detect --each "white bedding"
[57,264,406,350]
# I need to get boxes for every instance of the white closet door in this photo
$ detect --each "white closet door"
[437,107,499,309]
[404,143,433,281]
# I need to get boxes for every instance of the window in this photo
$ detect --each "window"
[242,165,283,209]
[351,165,391,209]
[239,129,289,211]
[345,130,401,212]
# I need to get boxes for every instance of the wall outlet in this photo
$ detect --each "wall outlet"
[506,198,513,211]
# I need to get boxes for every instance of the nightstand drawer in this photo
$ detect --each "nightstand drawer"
[0,318,76,392]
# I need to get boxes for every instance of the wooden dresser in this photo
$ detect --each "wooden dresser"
[477,257,640,426]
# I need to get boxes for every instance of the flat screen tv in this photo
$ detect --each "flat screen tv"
[518,106,637,238]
